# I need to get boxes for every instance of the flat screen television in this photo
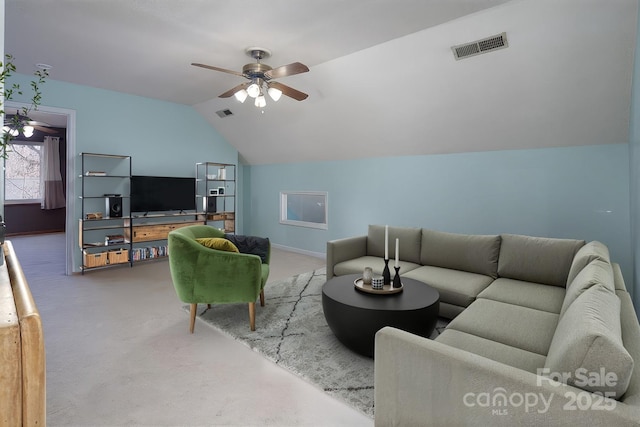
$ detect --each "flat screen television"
[130,175,196,213]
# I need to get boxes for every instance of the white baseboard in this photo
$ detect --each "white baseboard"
[271,243,326,260]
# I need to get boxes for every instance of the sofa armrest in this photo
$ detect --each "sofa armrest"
[374,327,640,426]
[326,235,367,279]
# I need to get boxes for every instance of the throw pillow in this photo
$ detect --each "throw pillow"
[196,237,239,253]
[225,234,270,263]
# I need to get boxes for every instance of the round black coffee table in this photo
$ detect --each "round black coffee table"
[322,274,440,357]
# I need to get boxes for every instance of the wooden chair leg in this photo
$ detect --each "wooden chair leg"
[207,304,211,309]
[260,290,265,307]
[248,302,256,331]
[189,303,197,334]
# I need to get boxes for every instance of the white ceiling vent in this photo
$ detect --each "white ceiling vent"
[452,32,508,60]
[215,109,234,118]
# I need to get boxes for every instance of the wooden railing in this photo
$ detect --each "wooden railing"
[0,241,45,426]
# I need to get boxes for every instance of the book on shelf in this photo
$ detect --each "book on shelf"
[131,245,168,261]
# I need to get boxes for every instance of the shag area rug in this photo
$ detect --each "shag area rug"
[187,268,448,417]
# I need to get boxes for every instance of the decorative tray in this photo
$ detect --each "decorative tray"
[354,278,403,295]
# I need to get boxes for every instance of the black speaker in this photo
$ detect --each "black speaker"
[105,195,123,218]
[206,196,217,213]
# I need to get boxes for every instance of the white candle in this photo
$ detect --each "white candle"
[385,225,389,259]
[395,238,399,267]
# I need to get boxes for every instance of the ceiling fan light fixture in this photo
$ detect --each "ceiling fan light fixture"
[247,82,261,98]
[3,126,18,137]
[23,126,34,138]
[268,87,282,102]
[193,47,310,107]
[255,95,266,108]
[234,89,248,103]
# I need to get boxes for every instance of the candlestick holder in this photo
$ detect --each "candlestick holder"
[383,259,391,285]
[393,266,401,288]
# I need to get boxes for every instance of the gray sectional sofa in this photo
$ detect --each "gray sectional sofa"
[326,225,640,425]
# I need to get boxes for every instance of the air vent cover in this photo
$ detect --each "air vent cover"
[452,32,508,60]
[215,109,234,118]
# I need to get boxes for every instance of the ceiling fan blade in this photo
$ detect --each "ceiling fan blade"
[219,82,250,98]
[268,82,309,101]
[192,63,245,77]
[26,120,51,127]
[264,62,309,80]
[33,125,59,133]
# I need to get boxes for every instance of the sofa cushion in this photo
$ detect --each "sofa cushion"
[477,278,565,314]
[367,225,422,264]
[439,302,466,320]
[420,229,501,278]
[333,256,421,277]
[402,265,494,308]
[566,241,611,286]
[446,299,559,356]
[560,259,613,317]
[436,329,546,374]
[497,234,585,287]
[544,284,633,398]
[195,237,239,253]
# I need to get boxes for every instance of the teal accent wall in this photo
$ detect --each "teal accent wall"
[8,74,237,172]
[630,4,640,311]
[245,144,632,292]
[6,74,636,293]
[7,74,238,271]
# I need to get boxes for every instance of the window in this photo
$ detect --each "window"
[4,142,43,203]
[280,191,328,230]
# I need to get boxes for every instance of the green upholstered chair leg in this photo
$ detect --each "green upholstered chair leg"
[249,302,256,331]
[260,290,265,307]
[189,303,197,334]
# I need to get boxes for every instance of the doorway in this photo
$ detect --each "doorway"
[4,101,77,275]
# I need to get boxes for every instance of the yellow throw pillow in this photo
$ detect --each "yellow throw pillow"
[196,237,239,253]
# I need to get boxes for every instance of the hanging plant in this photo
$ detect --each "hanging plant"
[0,54,49,158]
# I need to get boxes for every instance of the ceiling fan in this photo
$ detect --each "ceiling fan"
[192,47,309,108]
[3,112,59,138]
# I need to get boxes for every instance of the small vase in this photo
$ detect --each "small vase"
[363,267,373,285]
[393,266,401,288]
[382,259,391,285]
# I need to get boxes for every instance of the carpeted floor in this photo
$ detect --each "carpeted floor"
[10,234,374,426]
[190,268,449,417]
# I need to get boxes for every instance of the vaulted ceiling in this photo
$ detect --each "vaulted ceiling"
[5,0,638,165]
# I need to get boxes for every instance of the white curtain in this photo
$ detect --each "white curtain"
[41,136,65,209]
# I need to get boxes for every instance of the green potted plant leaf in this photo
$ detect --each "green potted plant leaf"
[0,54,49,264]
[0,53,49,158]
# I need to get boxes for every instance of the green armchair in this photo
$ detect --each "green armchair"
[168,225,270,333]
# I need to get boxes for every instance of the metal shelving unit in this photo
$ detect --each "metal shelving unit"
[78,153,132,272]
[195,162,236,233]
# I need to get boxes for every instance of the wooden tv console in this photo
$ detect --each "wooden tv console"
[124,219,204,242]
